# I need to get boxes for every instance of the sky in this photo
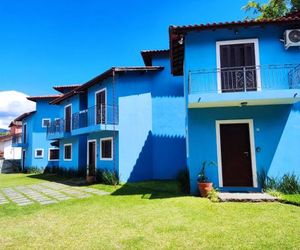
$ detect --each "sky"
[0,0,255,128]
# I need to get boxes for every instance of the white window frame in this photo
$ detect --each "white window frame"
[216,38,262,93]
[100,137,113,161]
[63,143,72,161]
[42,118,51,128]
[64,104,72,132]
[34,148,44,159]
[48,148,59,161]
[87,139,97,175]
[95,88,107,125]
[215,119,258,188]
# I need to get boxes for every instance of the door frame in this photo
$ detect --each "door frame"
[215,119,258,188]
[216,38,262,93]
[95,88,107,125]
[87,139,97,176]
[64,104,72,132]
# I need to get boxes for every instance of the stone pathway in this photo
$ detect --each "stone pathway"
[2,188,34,206]
[218,192,277,202]
[0,182,109,206]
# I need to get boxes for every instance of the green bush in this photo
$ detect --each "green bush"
[25,167,43,174]
[96,169,119,185]
[278,174,300,194]
[207,188,219,202]
[177,168,190,194]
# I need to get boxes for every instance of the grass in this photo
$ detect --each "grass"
[280,194,300,205]
[0,174,300,249]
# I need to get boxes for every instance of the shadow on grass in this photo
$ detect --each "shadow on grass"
[111,180,189,200]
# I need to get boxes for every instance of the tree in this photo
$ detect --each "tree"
[243,0,300,20]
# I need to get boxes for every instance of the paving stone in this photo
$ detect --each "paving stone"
[40,182,91,198]
[2,188,34,206]
[0,191,9,205]
[30,184,71,201]
[75,187,109,196]
[15,186,57,205]
[218,192,278,202]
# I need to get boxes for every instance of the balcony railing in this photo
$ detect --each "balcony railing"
[72,105,118,130]
[188,64,300,94]
[12,135,24,147]
[47,119,65,137]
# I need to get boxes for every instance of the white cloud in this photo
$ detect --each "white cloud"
[0,91,36,129]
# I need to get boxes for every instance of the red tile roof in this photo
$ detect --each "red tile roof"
[14,111,36,121]
[53,84,82,93]
[27,95,63,102]
[51,66,164,104]
[141,49,169,66]
[169,11,300,75]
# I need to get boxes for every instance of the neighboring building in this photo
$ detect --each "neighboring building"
[0,121,22,160]
[48,50,186,182]
[13,95,61,170]
[169,11,300,193]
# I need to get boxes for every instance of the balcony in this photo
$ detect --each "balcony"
[12,135,27,147]
[188,64,300,108]
[72,105,118,135]
[47,119,69,140]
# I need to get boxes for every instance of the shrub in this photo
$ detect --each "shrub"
[278,173,300,194]
[207,188,219,202]
[96,169,119,185]
[25,167,43,174]
[177,168,190,194]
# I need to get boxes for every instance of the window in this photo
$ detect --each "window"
[100,137,113,160]
[48,148,59,161]
[55,118,60,126]
[35,149,44,158]
[64,144,72,161]
[23,123,27,144]
[42,119,51,128]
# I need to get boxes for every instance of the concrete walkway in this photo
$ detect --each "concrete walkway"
[218,192,278,202]
[0,182,109,206]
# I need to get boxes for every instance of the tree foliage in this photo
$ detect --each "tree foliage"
[243,0,300,19]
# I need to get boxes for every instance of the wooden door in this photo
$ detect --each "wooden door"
[96,90,106,124]
[65,105,72,132]
[220,123,253,187]
[88,141,96,175]
[220,43,257,92]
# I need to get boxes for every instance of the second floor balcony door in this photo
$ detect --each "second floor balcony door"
[65,105,72,133]
[220,42,257,92]
[96,89,106,124]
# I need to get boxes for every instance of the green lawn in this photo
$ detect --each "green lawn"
[281,194,300,206]
[0,174,300,249]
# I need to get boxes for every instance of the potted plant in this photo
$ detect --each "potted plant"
[197,161,215,197]
[86,165,96,184]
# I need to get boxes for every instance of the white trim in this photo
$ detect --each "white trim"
[42,118,51,128]
[87,139,97,175]
[95,88,107,125]
[100,137,113,161]
[216,38,262,93]
[215,119,258,188]
[48,148,59,161]
[34,148,44,159]
[64,104,72,132]
[63,143,72,161]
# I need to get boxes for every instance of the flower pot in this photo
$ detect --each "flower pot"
[198,182,213,197]
[86,175,95,184]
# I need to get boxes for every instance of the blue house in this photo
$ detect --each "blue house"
[47,50,186,182]
[169,12,300,193]
[13,95,62,170]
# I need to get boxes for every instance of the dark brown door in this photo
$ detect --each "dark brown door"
[96,90,106,124]
[220,43,257,92]
[220,123,253,187]
[88,141,96,175]
[65,105,71,132]
[22,150,26,169]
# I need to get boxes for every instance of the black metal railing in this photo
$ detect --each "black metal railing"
[188,64,300,94]
[47,118,65,136]
[72,105,118,130]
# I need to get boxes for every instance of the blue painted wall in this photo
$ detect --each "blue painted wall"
[187,104,300,194]
[22,100,60,169]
